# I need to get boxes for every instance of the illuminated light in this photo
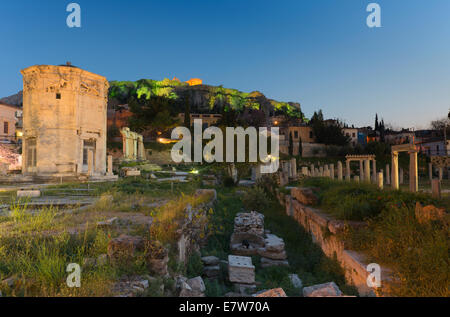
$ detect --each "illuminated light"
[274,121,278,125]
[16,131,23,137]
[157,131,162,135]
[190,169,199,175]
[157,138,178,144]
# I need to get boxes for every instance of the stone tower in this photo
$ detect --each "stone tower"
[21,64,109,178]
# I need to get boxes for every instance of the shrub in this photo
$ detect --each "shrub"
[242,187,269,211]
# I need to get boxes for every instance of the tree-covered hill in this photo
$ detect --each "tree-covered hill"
[108,79,307,121]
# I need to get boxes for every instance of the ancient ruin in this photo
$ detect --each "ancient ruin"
[21,64,110,179]
[120,127,146,161]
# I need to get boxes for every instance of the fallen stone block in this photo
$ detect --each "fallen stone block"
[228,255,255,284]
[415,202,447,224]
[264,234,285,252]
[17,189,41,198]
[107,235,144,263]
[257,248,288,260]
[125,170,141,177]
[289,274,303,290]
[302,282,342,297]
[203,265,220,278]
[201,256,220,266]
[254,288,287,297]
[260,257,289,268]
[291,187,318,205]
[97,217,118,227]
[187,276,206,293]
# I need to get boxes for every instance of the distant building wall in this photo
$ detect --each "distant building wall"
[0,102,20,141]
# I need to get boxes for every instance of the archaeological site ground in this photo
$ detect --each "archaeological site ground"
[0,0,448,311]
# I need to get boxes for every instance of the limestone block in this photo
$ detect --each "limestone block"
[228,255,255,284]
[289,274,303,290]
[291,187,318,205]
[187,276,206,293]
[302,282,342,297]
[17,189,41,198]
[125,170,141,177]
[254,288,287,297]
[203,265,220,278]
[260,257,289,268]
[201,256,220,266]
[107,235,144,263]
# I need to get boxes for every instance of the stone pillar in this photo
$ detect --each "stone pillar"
[392,152,399,190]
[409,151,418,192]
[364,160,371,183]
[337,161,343,181]
[359,160,364,180]
[429,163,433,182]
[310,164,315,175]
[372,160,377,183]
[346,161,351,181]
[377,172,383,190]
[399,168,404,185]
[291,158,297,178]
[386,164,391,185]
[87,150,94,177]
[107,155,113,175]
[319,167,324,177]
[330,164,335,180]
[324,165,329,178]
[354,175,360,183]
[431,179,441,199]
[301,167,308,176]
[439,167,443,181]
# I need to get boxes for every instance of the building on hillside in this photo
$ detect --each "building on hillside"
[342,128,358,147]
[177,113,222,129]
[287,126,315,143]
[21,63,109,178]
[0,102,21,143]
[107,104,133,130]
[416,138,449,156]
[414,129,442,144]
[384,130,415,145]
[185,78,203,86]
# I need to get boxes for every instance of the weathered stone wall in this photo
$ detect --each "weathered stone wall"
[21,65,109,177]
[281,189,392,297]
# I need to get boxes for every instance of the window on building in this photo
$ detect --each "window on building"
[203,122,209,129]
[309,131,313,138]
[27,139,37,168]
[56,93,61,99]
[294,131,299,139]
[352,133,356,138]
[3,122,8,134]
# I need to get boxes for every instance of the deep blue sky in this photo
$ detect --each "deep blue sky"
[1,0,449,128]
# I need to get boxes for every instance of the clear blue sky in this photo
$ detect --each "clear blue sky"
[1,0,449,129]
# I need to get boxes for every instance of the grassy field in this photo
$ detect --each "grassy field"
[295,177,449,297]
[0,178,210,297]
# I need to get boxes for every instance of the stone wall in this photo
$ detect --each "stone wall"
[301,143,327,157]
[281,189,392,297]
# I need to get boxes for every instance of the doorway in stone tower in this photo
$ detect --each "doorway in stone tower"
[82,139,96,173]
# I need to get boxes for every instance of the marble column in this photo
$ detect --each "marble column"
[359,160,364,180]
[364,159,371,183]
[330,164,335,180]
[107,155,113,175]
[337,161,343,181]
[409,151,418,192]
[372,160,377,183]
[346,161,351,181]
[377,172,383,190]
[386,164,391,185]
[392,152,399,190]
[399,168,404,185]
